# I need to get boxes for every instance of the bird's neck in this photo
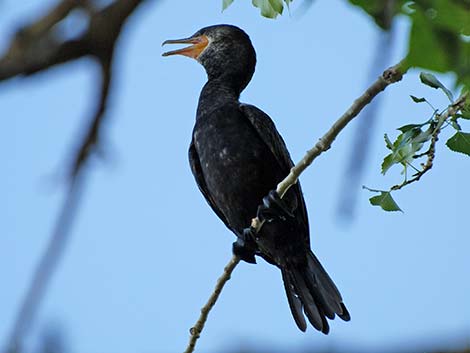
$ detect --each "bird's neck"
[196,77,242,118]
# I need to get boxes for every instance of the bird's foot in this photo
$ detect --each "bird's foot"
[232,227,257,264]
[257,190,294,223]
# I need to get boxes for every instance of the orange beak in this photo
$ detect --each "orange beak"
[162,35,209,59]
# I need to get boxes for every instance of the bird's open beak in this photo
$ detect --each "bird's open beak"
[162,35,209,59]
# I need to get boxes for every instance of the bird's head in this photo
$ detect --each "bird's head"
[162,24,256,91]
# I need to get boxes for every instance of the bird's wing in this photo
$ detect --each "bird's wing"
[240,103,310,235]
[188,141,237,234]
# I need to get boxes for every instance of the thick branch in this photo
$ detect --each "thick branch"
[0,0,144,81]
[1,1,147,351]
[184,62,406,353]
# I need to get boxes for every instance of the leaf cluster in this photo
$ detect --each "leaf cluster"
[223,0,291,18]
[350,0,470,90]
[366,73,470,212]
[224,1,470,90]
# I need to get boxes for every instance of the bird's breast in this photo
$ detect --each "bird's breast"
[192,107,283,230]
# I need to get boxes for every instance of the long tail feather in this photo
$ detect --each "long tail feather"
[281,270,307,332]
[281,251,349,333]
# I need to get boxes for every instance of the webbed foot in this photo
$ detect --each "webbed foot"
[232,227,257,264]
[257,190,294,223]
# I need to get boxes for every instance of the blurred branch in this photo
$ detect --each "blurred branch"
[184,62,406,353]
[0,0,88,80]
[71,55,113,177]
[337,0,397,223]
[1,0,147,351]
[4,177,85,353]
[337,32,396,221]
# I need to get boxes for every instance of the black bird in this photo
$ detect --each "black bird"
[162,24,349,333]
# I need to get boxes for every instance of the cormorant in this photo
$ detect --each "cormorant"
[162,24,349,333]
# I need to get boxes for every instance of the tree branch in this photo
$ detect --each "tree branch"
[184,255,240,353]
[1,1,147,351]
[275,62,405,199]
[3,174,86,353]
[184,62,406,353]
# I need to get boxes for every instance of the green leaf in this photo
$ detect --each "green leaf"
[432,0,470,36]
[450,120,462,131]
[419,72,454,102]
[455,114,470,120]
[357,0,469,93]
[381,153,395,175]
[396,127,421,149]
[381,126,431,175]
[461,93,470,119]
[397,123,424,133]
[384,133,393,150]
[410,95,426,103]
[458,44,470,91]
[252,0,280,18]
[446,132,470,156]
[406,9,453,73]
[222,0,234,10]
[420,72,442,89]
[268,0,284,14]
[410,126,433,144]
[369,191,403,212]
[348,0,405,30]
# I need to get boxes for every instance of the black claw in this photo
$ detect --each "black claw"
[257,190,294,223]
[232,228,257,264]
[242,227,257,242]
[233,240,257,264]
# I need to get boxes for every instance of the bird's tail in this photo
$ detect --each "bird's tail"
[281,251,350,333]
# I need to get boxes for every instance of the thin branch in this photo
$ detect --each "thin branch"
[276,62,405,199]
[184,255,240,353]
[184,62,406,353]
[390,92,469,191]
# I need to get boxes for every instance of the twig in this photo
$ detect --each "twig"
[184,255,240,353]
[275,62,405,198]
[183,62,406,353]
[391,92,469,191]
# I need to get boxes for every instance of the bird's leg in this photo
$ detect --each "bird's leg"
[234,191,294,264]
[257,190,294,223]
[232,227,257,264]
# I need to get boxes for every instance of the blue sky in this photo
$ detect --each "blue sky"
[1,1,469,353]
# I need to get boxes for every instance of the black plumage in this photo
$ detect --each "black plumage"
[163,24,349,333]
